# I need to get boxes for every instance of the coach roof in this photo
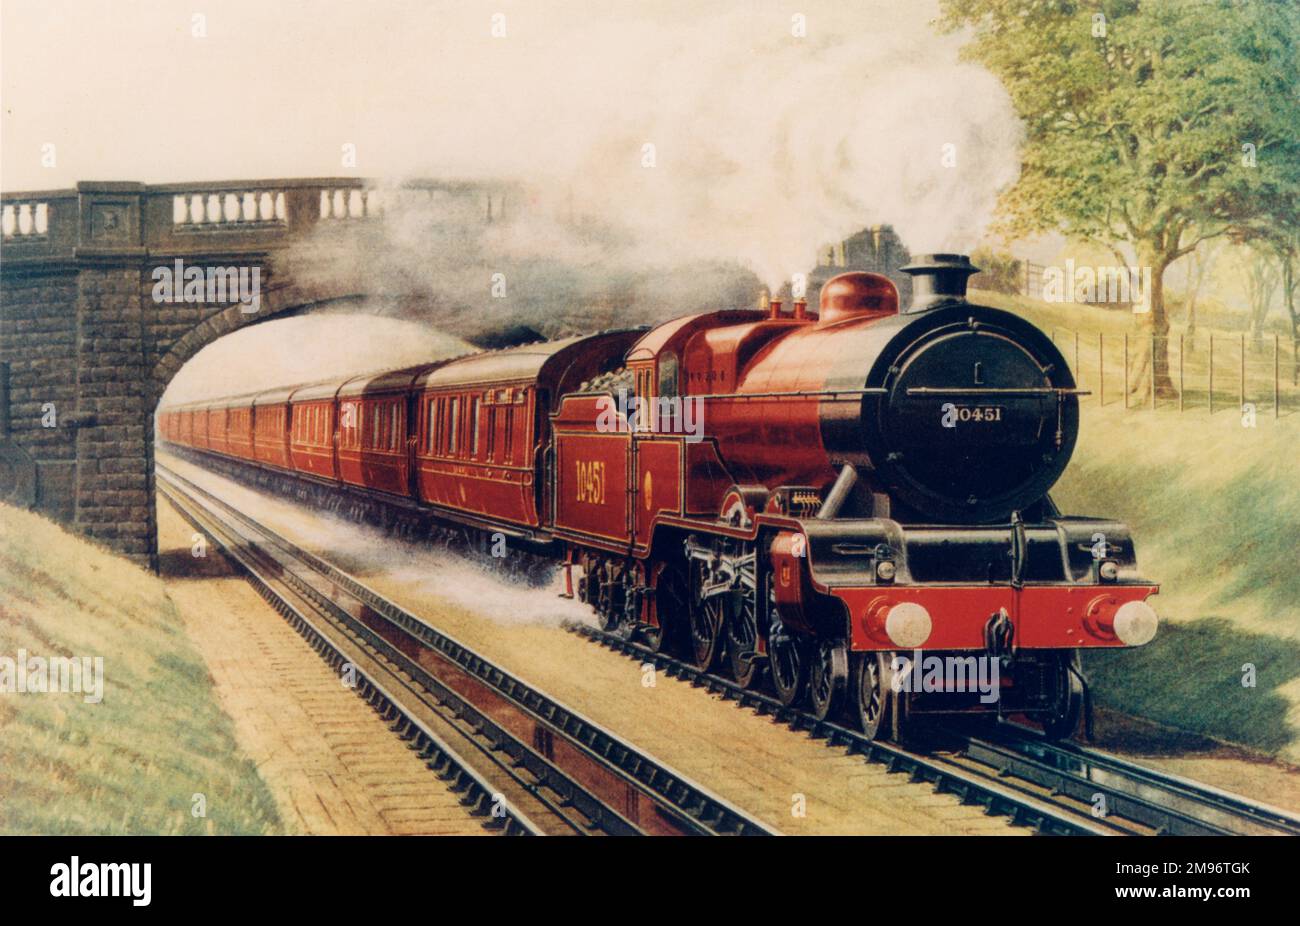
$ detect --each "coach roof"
[416,329,645,391]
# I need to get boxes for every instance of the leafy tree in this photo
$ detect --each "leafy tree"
[1178,232,1223,341]
[941,0,1300,398]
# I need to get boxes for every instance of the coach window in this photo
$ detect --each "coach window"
[471,397,482,457]
[448,397,460,455]
[486,406,496,460]
[658,353,679,398]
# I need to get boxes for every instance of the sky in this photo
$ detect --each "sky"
[1,0,1025,273]
[2,0,1057,402]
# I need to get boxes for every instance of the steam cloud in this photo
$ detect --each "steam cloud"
[278,0,1022,340]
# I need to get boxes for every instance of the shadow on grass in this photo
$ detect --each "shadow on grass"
[1083,618,1300,756]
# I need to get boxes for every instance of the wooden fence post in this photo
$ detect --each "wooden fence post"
[1239,333,1246,412]
[1275,333,1280,418]
[1179,334,1184,412]
[1209,333,1215,414]
[1123,333,1129,409]
[1099,333,1104,406]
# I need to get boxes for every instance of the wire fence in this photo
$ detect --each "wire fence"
[1047,327,1300,417]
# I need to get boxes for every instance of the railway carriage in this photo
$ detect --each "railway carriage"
[288,382,343,481]
[225,398,256,462]
[336,368,423,497]
[158,255,1159,743]
[412,332,640,531]
[201,402,227,455]
[252,387,294,469]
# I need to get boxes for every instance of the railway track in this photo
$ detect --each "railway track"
[157,462,777,837]
[572,624,1300,836]
[961,728,1300,836]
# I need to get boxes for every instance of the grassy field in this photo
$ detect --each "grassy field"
[0,504,285,835]
[975,290,1300,761]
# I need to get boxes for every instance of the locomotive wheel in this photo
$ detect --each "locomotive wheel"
[593,576,620,633]
[724,586,761,689]
[808,640,849,721]
[688,562,725,670]
[851,652,891,741]
[646,562,688,654]
[767,604,807,707]
[1041,652,1084,740]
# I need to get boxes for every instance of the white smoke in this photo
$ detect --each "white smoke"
[371,0,1023,292]
[276,1,1022,337]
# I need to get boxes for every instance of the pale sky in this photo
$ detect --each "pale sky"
[1,0,1031,276]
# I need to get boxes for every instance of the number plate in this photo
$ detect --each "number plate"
[942,404,1006,425]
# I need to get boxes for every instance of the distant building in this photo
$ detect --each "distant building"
[805,225,912,308]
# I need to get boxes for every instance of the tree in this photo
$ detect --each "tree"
[940,0,1300,398]
[1245,246,1280,351]
[1239,177,1300,379]
[1181,234,1224,341]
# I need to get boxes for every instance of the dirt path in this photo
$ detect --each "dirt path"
[157,496,489,835]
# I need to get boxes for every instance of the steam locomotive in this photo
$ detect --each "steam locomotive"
[158,255,1159,742]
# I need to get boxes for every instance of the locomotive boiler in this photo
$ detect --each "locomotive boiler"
[159,254,1159,743]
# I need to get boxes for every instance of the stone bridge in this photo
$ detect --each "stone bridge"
[0,177,501,569]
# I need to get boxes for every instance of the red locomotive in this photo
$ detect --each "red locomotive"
[159,255,1159,741]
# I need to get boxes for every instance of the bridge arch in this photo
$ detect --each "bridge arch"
[149,290,369,405]
[1,177,500,569]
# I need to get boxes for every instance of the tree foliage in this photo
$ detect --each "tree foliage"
[941,0,1300,395]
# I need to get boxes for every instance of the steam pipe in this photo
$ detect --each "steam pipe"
[817,464,858,519]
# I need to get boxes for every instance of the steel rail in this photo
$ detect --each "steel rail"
[572,624,1300,837]
[161,472,645,836]
[158,463,778,837]
[569,625,1115,835]
[158,478,547,836]
[966,728,1300,837]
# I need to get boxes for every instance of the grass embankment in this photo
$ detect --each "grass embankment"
[0,504,284,834]
[975,290,1300,761]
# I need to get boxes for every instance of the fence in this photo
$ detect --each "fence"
[1023,260,1046,301]
[1047,327,1299,417]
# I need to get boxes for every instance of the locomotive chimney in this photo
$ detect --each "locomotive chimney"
[793,298,808,320]
[769,299,783,320]
[899,254,979,313]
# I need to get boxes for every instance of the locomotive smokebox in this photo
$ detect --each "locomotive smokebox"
[899,253,979,313]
